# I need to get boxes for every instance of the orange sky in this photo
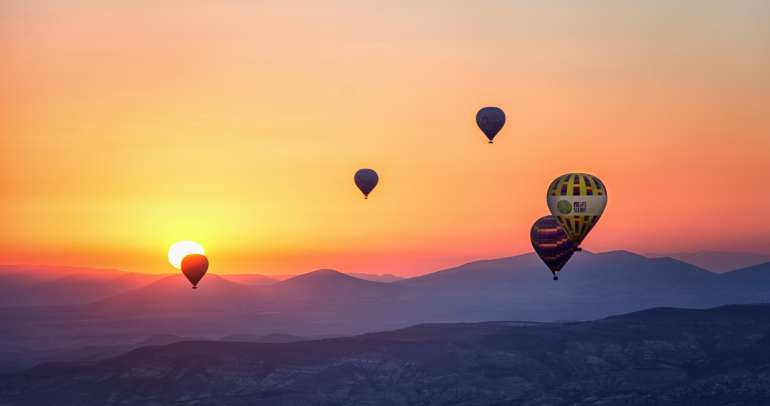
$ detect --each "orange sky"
[1,1,769,276]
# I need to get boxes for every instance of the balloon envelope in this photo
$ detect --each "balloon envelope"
[531,215,576,277]
[546,173,607,247]
[181,254,209,289]
[354,168,379,198]
[476,107,505,143]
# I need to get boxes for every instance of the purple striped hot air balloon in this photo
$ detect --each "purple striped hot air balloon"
[530,215,577,280]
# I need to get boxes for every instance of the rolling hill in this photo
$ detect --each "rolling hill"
[0,266,162,307]
[219,274,277,286]
[650,250,770,273]
[4,304,770,405]
[91,274,262,316]
[3,250,770,372]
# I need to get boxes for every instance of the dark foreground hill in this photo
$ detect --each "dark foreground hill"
[3,304,770,406]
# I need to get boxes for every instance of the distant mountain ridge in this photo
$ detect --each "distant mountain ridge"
[3,250,770,372]
[0,266,403,307]
[649,250,770,273]
[0,266,162,307]
[278,268,392,291]
[348,272,403,282]
[217,273,277,286]
[91,274,260,315]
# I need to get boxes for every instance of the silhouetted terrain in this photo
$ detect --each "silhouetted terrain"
[650,250,770,273]
[218,274,277,286]
[0,266,162,307]
[2,251,770,371]
[218,333,308,343]
[348,272,404,282]
[3,304,770,405]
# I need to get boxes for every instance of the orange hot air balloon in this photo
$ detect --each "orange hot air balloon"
[181,254,209,289]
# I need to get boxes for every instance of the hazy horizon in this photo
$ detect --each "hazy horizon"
[3,248,770,278]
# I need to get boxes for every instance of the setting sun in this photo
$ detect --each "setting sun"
[168,241,205,270]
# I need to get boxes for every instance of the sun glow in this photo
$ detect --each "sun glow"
[168,241,205,269]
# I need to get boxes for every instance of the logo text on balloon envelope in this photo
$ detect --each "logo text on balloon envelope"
[557,200,572,214]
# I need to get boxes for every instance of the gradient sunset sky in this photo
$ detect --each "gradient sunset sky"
[2,1,769,276]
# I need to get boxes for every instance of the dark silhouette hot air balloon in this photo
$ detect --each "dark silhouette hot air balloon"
[531,215,576,280]
[546,173,607,250]
[476,107,505,143]
[181,254,209,289]
[354,168,379,199]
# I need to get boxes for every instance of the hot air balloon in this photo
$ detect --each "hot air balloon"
[476,107,505,143]
[181,254,209,289]
[546,173,607,249]
[354,168,379,199]
[531,215,576,280]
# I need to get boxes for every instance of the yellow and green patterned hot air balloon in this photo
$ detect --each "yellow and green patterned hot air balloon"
[546,173,607,248]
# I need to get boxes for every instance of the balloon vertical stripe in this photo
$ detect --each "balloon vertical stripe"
[547,173,608,247]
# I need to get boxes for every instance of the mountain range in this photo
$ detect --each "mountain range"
[3,303,770,405]
[0,265,162,307]
[1,250,770,372]
[648,250,770,273]
[0,267,405,308]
